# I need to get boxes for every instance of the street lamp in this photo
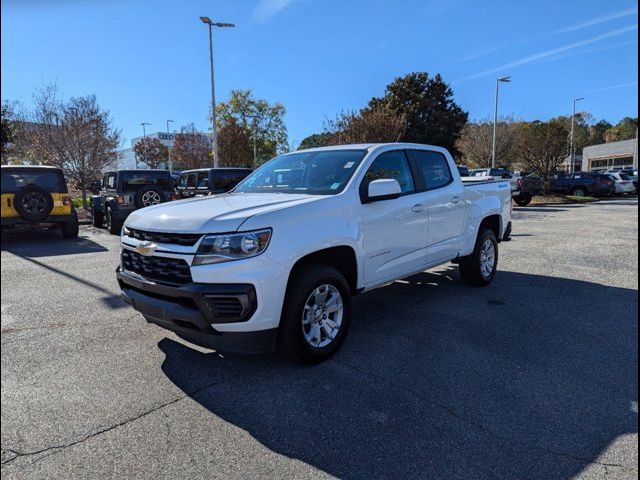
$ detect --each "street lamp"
[492,76,511,168]
[166,119,174,173]
[569,97,585,174]
[200,16,235,168]
[141,122,151,169]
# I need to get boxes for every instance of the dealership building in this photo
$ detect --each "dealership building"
[581,138,638,171]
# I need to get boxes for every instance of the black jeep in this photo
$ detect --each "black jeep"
[176,168,252,198]
[90,169,176,234]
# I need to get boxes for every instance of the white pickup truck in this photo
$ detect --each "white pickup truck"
[117,143,512,363]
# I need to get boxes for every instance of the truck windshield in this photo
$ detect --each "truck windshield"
[235,150,367,195]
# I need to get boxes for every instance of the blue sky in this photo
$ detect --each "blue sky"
[1,0,638,149]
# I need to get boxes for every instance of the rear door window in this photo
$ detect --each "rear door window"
[412,150,453,190]
[197,172,210,189]
[1,168,67,193]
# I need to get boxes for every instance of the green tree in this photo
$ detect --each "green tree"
[515,120,569,191]
[588,120,613,146]
[133,137,168,169]
[368,72,468,155]
[215,89,288,167]
[550,112,590,153]
[604,117,638,143]
[298,132,334,150]
[325,108,407,145]
[1,101,16,161]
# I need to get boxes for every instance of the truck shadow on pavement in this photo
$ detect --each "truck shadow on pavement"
[158,268,638,480]
[1,229,108,257]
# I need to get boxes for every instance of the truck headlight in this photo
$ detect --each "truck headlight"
[192,229,272,266]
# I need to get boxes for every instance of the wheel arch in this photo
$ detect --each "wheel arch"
[286,246,359,296]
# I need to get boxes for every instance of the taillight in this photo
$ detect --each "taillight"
[62,196,72,206]
[517,179,525,189]
[170,193,178,201]
[116,195,126,205]
[595,178,601,187]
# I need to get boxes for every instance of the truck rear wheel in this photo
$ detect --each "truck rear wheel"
[459,228,498,287]
[105,206,121,235]
[61,212,79,239]
[279,263,352,364]
[514,194,532,206]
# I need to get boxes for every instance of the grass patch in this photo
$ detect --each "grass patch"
[72,197,85,209]
[565,195,599,203]
[530,194,599,205]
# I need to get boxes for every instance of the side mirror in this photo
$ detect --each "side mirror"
[89,180,102,193]
[365,179,402,203]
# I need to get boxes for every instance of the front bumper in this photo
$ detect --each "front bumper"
[117,267,277,353]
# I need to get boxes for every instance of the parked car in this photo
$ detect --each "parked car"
[606,172,636,195]
[468,168,543,205]
[176,168,252,198]
[90,169,176,234]
[510,172,544,206]
[1,165,79,238]
[606,169,637,192]
[116,143,512,363]
[549,172,615,197]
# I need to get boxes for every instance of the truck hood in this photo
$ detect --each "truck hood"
[124,192,325,232]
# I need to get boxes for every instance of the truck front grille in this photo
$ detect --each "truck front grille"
[122,250,193,285]
[125,228,201,247]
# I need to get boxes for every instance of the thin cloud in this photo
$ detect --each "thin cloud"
[461,24,638,81]
[553,6,638,35]
[578,81,638,94]
[542,39,637,63]
[453,43,514,64]
[252,0,299,23]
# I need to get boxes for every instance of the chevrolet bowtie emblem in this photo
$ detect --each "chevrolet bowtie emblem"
[136,241,157,256]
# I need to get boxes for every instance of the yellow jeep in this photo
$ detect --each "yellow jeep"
[1,165,79,238]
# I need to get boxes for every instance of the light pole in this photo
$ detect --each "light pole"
[166,119,174,173]
[569,97,584,174]
[140,122,151,169]
[492,76,511,168]
[199,16,235,168]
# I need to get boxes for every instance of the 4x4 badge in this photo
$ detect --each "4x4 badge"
[136,241,157,256]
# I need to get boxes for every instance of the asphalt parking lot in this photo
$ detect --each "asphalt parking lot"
[1,199,638,480]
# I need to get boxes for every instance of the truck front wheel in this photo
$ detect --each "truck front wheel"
[459,228,498,287]
[279,263,352,364]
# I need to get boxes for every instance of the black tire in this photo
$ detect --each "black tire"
[514,194,532,206]
[134,187,165,208]
[13,185,54,221]
[571,186,588,197]
[105,206,122,235]
[278,263,352,364]
[91,204,104,228]
[459,228,499,287]
[61,211,79,239]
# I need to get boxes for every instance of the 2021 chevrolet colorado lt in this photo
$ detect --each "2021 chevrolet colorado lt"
[117,143,512,363]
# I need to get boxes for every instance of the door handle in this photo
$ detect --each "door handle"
[451,196,461,204]
[411,204,425,213]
